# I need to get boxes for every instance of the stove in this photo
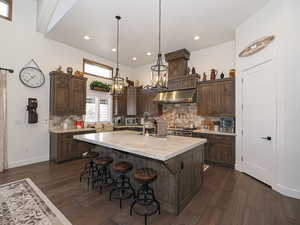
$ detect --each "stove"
[168,128,196,137]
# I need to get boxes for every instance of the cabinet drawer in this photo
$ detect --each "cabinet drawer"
[209,134,235,145]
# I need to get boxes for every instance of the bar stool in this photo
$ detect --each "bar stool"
[109,161,135,209]
[92,156,114,193]
[130,168,160,225]
[79,151,99,189]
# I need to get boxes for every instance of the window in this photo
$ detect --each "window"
[0,0,12,21]
[83,58,113,79]
[85,96,110,122]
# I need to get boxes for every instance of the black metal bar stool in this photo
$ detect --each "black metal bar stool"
[130,168,160,225]
[92,156,114,194]
[79,151,99,189]
[109,161,135,209]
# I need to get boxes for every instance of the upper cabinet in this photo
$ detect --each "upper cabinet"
[127,86,137,116]
[113,87,162,117]
[50,71,87,116]
[137,88,162,117]
[197,78,235,117]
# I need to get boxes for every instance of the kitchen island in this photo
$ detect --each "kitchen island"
[74,131,206,215]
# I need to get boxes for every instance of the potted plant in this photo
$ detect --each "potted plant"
[90,81,111,92]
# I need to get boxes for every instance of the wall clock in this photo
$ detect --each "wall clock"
[239,35,275,57]
[19,59,45,88]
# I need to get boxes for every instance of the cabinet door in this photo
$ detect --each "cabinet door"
[58,134,73,162]
[197,84,211,116]
[127,87,137,116]
[221,80,235,116]
[51,74,71,115]
[113,92,127,116]
[197,78,235,117]
[70,78,87,115]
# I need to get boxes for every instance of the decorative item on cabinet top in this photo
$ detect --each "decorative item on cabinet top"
[239,35,275,57]
[19,59,45,88]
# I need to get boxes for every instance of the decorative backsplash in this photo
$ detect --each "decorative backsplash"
[49,115,82,129]
[161,103,205,128]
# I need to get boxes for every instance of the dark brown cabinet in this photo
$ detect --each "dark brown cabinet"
[50,72,87,116]
[127,86,137,116]
[113,87,162,117]
[192,133,235,168]
[137,88,162,117]
[197,78,235,117]
[70,77,87,115]
[50,130,95,163]
[113,90,127,116]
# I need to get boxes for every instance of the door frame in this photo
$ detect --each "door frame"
[238,59,279,188]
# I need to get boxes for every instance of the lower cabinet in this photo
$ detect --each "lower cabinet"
[50,131,95,163]
[192,133,235,168]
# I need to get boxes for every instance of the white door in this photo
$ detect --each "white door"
[241,60,276,186]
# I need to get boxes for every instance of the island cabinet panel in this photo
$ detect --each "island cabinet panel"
[93,144,204,215]
[50,71,87,116]
[50,131,95,163]
[197,78,235,117]
[192,133,235,168]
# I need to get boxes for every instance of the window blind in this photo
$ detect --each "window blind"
[85,96,110,122]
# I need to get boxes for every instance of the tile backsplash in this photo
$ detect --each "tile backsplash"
[161,103,205,128]
[49,115,82,129]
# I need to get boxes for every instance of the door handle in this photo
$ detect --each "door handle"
[261,136,272,141]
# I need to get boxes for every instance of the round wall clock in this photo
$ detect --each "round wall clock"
[19,60,45,88]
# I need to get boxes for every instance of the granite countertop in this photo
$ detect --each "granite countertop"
[49,127,96,134]
[114,125,143,129]
[74,131,207,161]
[192,129,236,136]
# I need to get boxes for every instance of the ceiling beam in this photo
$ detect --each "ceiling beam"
[36,0,79,34]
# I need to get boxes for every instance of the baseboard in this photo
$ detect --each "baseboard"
[8,155,49,169]
[274,184,300,200]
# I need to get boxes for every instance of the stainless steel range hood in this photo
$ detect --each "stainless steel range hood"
[153,89,196,104]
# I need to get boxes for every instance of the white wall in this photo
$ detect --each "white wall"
[0,0,133,168]
[131,41,236,86]
[235,0,300,199]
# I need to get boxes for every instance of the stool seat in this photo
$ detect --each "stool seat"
[94,157,113,166]
[83,151,99,159]
[134,168,158,183]
[112,161,133,172]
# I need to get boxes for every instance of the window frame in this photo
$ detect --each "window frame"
[0,0,12,21]
[83,58,113,80]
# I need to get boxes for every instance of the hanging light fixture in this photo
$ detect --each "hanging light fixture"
[111,15,125,96]
[150,0,168,90]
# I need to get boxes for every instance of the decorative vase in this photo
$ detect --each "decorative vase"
[220,72,225,79]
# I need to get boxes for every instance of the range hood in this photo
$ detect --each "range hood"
[153,89,196,104]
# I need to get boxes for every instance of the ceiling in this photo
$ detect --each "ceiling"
[46,0,269,67]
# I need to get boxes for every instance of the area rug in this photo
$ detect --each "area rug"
[0,178,72,225]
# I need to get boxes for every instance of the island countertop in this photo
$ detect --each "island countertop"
[74,131,207,161]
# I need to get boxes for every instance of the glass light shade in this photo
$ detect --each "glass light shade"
[110,76,125,96]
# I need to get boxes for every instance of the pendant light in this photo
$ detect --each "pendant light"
[150,0,168,91]
[111,16,125,96]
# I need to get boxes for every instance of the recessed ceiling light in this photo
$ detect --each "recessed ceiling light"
[146,52,152,56]
[132,57,137,61]
[84,35,91,40]
[112,48,117,52]
[194,35,200,40]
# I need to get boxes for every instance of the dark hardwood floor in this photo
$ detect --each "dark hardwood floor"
[0,160,299,225]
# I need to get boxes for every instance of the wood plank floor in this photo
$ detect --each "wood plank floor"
[0,160,299,225]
